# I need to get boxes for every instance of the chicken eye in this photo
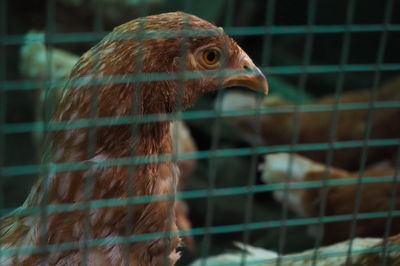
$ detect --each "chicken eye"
[202,48,221,67]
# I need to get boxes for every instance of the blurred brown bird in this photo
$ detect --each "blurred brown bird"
[222,78,400,171]
[1,12,267,265]
[260,153,400,245]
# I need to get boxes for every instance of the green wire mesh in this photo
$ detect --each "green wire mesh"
[1,0,400,265]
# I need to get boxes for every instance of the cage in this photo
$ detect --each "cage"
[1,0,400,265]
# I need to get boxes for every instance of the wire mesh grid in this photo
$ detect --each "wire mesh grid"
[1,0,400,265]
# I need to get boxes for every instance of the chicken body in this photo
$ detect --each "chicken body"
[1,12,267,265]
[19,36,197,250]
[222,78,400,170]
[260,153,400,244]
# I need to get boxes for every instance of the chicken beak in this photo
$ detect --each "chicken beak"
[222,56,268,94]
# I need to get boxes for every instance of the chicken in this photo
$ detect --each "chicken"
[20,36,198,249]
[352,234,400,265]
[221,78,400,170]
[20,33,197,184]
[260,153,400,244]
[190,234,400,265]
[2,12,268,265]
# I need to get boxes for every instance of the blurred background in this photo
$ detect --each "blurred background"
[1,0,400,264]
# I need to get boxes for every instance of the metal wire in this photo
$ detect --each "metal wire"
[37,0,57,264]
[2,101,400,135]
[3,63,400,92]
[239,0,273,255]
[311,0,356,264]
[380,146,400,266]
[1,1,400,265]
[0,0,7,263]
[80,2,105,263]
[0,173,398,218]
[276,1,317,263]
[1,138,399,178]
[2,209,400,259]
[200,1,236,262]
[2,24,400,46]
[167,6,193,265]
[123,3,148,265]
[345,1,394,264]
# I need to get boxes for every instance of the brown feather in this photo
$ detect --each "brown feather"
[223,77,400,170]
[261,153,400,245]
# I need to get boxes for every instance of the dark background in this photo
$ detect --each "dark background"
[1,0,400,264]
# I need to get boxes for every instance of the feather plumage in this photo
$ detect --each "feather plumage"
[2,12,267,265]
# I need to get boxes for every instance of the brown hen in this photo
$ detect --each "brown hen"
[260,153,400,245]
[1,12,267,265]
[221,78,400,170]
